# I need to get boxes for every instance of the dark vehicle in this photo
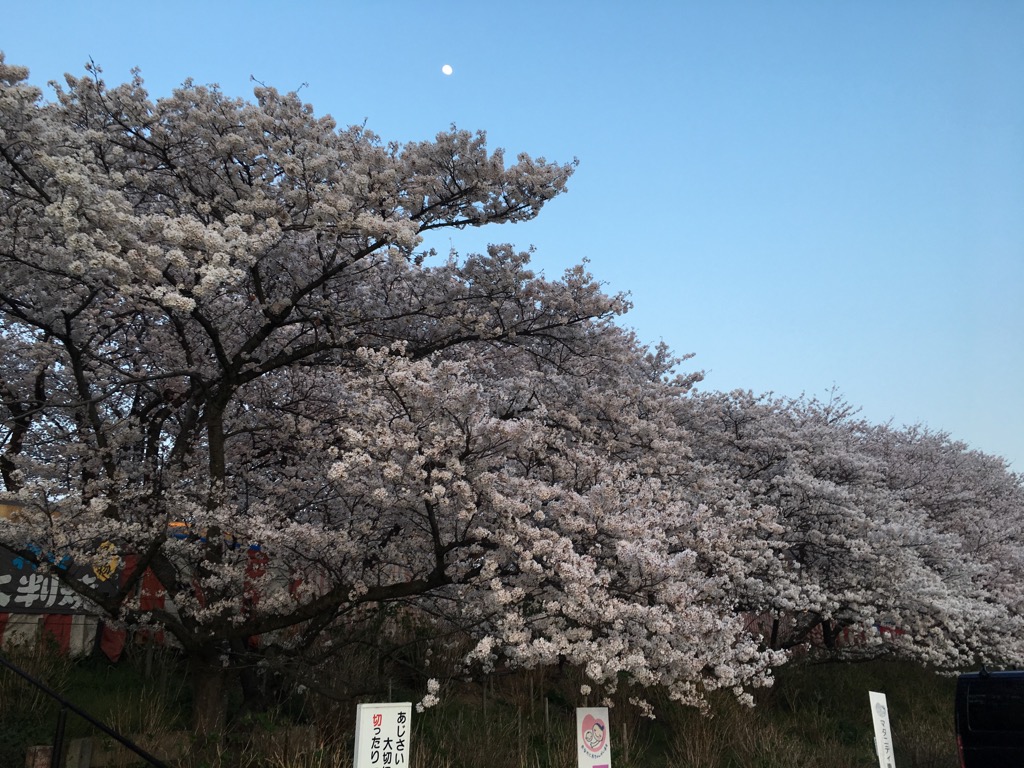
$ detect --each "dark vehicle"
[955,670,1024,768]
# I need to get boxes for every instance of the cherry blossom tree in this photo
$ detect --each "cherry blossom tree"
[862,424,1024,662]
[678,389,1024,669]
[0,54,780,733]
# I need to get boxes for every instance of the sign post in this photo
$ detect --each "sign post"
[354,702,412,768]
[869,691,896,768]
[576,707,612,768]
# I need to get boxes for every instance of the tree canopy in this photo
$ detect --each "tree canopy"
[1,53,1022,735]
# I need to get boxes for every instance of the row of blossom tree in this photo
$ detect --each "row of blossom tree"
[1,54,1021,734]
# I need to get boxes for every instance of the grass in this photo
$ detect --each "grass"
[0,642,960,768]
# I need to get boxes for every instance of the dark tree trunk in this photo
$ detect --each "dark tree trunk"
[821,619,837,650]
[188,649,231,739]
[231,637,267,715]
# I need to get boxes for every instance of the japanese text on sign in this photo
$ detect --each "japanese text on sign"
[354,702,412,768]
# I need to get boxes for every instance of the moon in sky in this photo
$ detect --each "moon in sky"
[441,64,453,76]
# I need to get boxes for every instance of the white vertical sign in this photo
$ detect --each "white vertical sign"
[576,707,612,768]
[869,691,896,768]
[354,702,412,768]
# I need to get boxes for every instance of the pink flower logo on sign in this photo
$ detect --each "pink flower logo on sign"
[580,713,607,753]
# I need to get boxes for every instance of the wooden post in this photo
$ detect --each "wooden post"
[24,746,52,768]
[65,738,93,768]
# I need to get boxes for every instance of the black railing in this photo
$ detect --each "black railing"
[0,651,170,768]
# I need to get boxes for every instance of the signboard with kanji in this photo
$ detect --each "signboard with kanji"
[0,545,117,614]
[576,706,612,768]
[353,702,412,768]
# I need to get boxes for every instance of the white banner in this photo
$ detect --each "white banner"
[354,702,412,768]
[869,691,896,768]
[576,707,612,768]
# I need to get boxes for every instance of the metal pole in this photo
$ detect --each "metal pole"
[50,707,67,768]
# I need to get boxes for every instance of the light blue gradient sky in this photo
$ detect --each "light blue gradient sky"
[4,1,1022,468]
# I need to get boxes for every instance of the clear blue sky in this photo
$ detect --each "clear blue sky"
[4,1,1022,469]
